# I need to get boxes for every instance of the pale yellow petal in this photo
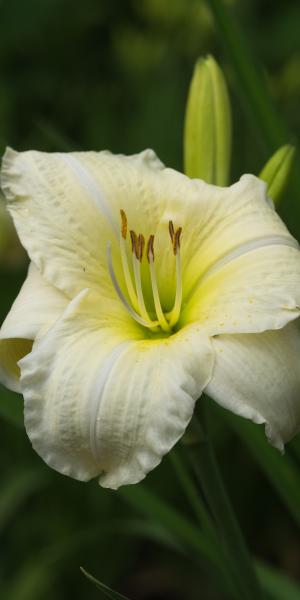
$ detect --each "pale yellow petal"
[3,148,299,338]
[1,148,117,298]
[206,321,300,450]
[167,174,298,302]
[182,244,300,335]
[0,148,168,299]
[0,262,68,391]
[19,290,213,488]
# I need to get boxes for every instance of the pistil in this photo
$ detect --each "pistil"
[147,235,172,333]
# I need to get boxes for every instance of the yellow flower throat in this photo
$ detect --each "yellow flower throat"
[107,210,183,332]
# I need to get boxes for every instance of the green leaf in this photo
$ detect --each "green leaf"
[216,405,300,529]
[119,484,217,564]
[169,448,213,533]
[205,0,300,233]
[205,0,287,150]
[0,560,53,600]
[119,484,237,598]
[259,145,295,204]
[80,567,130,600]
[120,481,300,600]
[171,444,300,600]
[184,410,264,600]
[0,386,23,428]
[0,469,47,533]
[170,441,300,599]
[255,561,300,600]
[184,54,232,185]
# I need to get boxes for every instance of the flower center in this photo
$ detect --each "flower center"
[107,210,183,332]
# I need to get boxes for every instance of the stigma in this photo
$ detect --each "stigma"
[107,210,183,332]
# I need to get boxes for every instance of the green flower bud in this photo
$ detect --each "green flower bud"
[259,144,295,204]
[184,55,232,186]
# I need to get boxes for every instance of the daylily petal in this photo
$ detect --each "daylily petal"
[128,172,297,309]
[170,174,298,301]
[19,290,213,489]
[205,320,300,450]
[182,244,300,335]
[0,262,68,392]
[62,149,166,235]
[1,148,117,298]
[3,149,294,309]
[3,145,300,486]
[1,148,174,299]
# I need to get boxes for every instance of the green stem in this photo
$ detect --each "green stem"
[169,450,212,532]
[183,399,265,600]
[170,449,240,599]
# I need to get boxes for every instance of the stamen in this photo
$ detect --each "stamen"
[147,234,155,262]
[120,209,127,239]
[119,233,139,312]
[173,227,182,255]
[132,246,154,324]
[147,235,171,333]
[168,220,175,243]
[168,228,183,327]
[119,211,139,311]
[107,242,158,329]
[130,230,139,258]
[108,215,183,333]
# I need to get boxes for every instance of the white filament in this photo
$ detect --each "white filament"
[119,233,139,312]
[132,254,155,325]
[168,249,183,328]
[107,242,158,329]
[148,257,171,332]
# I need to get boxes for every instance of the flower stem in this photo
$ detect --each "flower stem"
[170,449,239,599]
[183,396,265,600]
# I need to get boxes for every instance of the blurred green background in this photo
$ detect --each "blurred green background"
[1,0,300,598]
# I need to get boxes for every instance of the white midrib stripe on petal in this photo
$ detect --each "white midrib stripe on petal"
[88,340,133,463]
[186,234,300,302]
[58,154,118,236]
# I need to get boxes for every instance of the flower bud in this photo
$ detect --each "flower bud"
[184,55,232,186]
[259,144,295,204]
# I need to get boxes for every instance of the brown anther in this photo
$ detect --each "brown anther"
[173,227,182,255]
[147,234,155,263]
[130,230,138,258]
[137,234,145,262]
[168,220,175,243]
[120,209,127,239]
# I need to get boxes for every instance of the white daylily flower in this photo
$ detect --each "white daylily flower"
[1,147,300,489]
